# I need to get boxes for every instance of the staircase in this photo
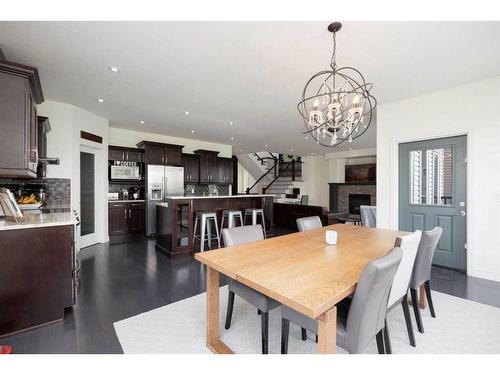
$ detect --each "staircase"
[237,152,302,200]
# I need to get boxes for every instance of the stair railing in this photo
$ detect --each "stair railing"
[262,160,294,194]
[246,158,279,194]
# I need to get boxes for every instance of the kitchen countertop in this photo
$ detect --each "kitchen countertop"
[164,194,274,200]
[0,211,78,231]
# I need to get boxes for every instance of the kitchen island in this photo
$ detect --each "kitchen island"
[0,212,78,337]
[155,194,274,258]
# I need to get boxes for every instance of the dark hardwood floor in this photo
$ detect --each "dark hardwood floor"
[3,228,500,354]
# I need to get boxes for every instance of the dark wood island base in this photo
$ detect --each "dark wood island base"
[155,195,274,258]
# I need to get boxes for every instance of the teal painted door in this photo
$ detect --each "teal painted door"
[399,136,467,271]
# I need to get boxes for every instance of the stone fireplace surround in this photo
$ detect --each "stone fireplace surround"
[329,182,376,213]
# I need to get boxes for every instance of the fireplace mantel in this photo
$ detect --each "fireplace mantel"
[329,182,376,213]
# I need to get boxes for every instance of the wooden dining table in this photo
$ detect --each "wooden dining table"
[194,223,409,354]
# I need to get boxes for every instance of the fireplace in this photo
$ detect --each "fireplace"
[349,194,371,215]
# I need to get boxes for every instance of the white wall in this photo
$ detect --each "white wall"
[299,155,330,207]
[237,161,256,194]
[38,101,74,179]
[377,76,500,281]
[108,127,232,157]
[37,100,110,244]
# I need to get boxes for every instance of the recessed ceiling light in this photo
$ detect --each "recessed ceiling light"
[191,130,195,133]
[305,136,309,140]
[230,137,234,141]
[311,152,315,155]
[185,111,190,115]
[97,98,104,103]
[290,149,294,152]
[109,66,119,73]
[229,121,233,125]
[239,149,243,152]
[349,148,352,151]
[264,144,268,148]
[139,120,145,124]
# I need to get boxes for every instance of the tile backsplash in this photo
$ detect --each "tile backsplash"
[185,184,230,196]
[0,178,71,206]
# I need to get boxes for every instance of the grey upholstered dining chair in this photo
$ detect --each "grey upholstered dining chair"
[360,205,377,227]
[296,216,322,232]
[410,227,443,333]
[281,246,403,354]
[222,224,280,354]
[383,230,422,352]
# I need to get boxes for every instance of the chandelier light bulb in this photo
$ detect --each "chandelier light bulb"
[313,98,320,111]
[353,94,361,106]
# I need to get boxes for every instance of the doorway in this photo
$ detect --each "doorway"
[399,135,467,271]
[80,145,99,248]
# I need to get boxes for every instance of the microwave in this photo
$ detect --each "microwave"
[110,165,141,180]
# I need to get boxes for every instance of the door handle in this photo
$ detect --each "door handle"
[457,211,466,216]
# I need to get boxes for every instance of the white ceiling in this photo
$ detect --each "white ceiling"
[1,21,499,156]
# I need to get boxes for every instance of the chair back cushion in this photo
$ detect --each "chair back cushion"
[345,247,403,353]
[410,227,443,289]
[296,216,322,232]
[387,230,422,307]
[222,225,264,247]
[360,205,377,227]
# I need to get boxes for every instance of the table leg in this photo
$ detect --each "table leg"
[317,306,337,354]
[206,266,233,354]
[419,284,426,309]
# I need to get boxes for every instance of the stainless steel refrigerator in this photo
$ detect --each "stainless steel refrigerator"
[146,165,184,236]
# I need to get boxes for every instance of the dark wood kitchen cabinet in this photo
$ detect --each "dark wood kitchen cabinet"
[217,157,234,184]
[128,202,145,231]
[181,153,200,183]
[0,224,75,337]
[108,145,143,162]
[108,201,145,235]
[0,59,44,178]
[194,149,219,183]
[137,141,184,166]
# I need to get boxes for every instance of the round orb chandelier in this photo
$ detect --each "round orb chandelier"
[297,22,377,148]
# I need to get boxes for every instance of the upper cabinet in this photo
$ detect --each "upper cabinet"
[137,141,183,166]
[0,60,44,178]
[194,150,219,183]
[181,153,200,183]
[108,146,143,162]
[217,157,234,184]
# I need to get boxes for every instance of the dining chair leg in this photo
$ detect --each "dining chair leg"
[410,288,424,333]
[424,280,436,318]
[301,327,307,341]
[383,319,392,354]
[376,330,385,354]
[401,298,416,347]
[315,335,318,343]
[224,291,235,330]
[281,318,290,354]
[261,312,269,354]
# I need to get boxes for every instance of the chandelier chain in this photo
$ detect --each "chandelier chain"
[330,32,337,70]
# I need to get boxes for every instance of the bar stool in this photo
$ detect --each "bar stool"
[244,208,267,238]
[220,209,244,233]
[193,211,221,252]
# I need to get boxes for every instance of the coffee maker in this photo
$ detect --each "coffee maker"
[128,186,141,200]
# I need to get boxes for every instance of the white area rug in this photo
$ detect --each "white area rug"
[114,286,500,354]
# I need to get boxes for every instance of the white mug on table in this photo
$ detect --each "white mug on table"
[325,230,337,245]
